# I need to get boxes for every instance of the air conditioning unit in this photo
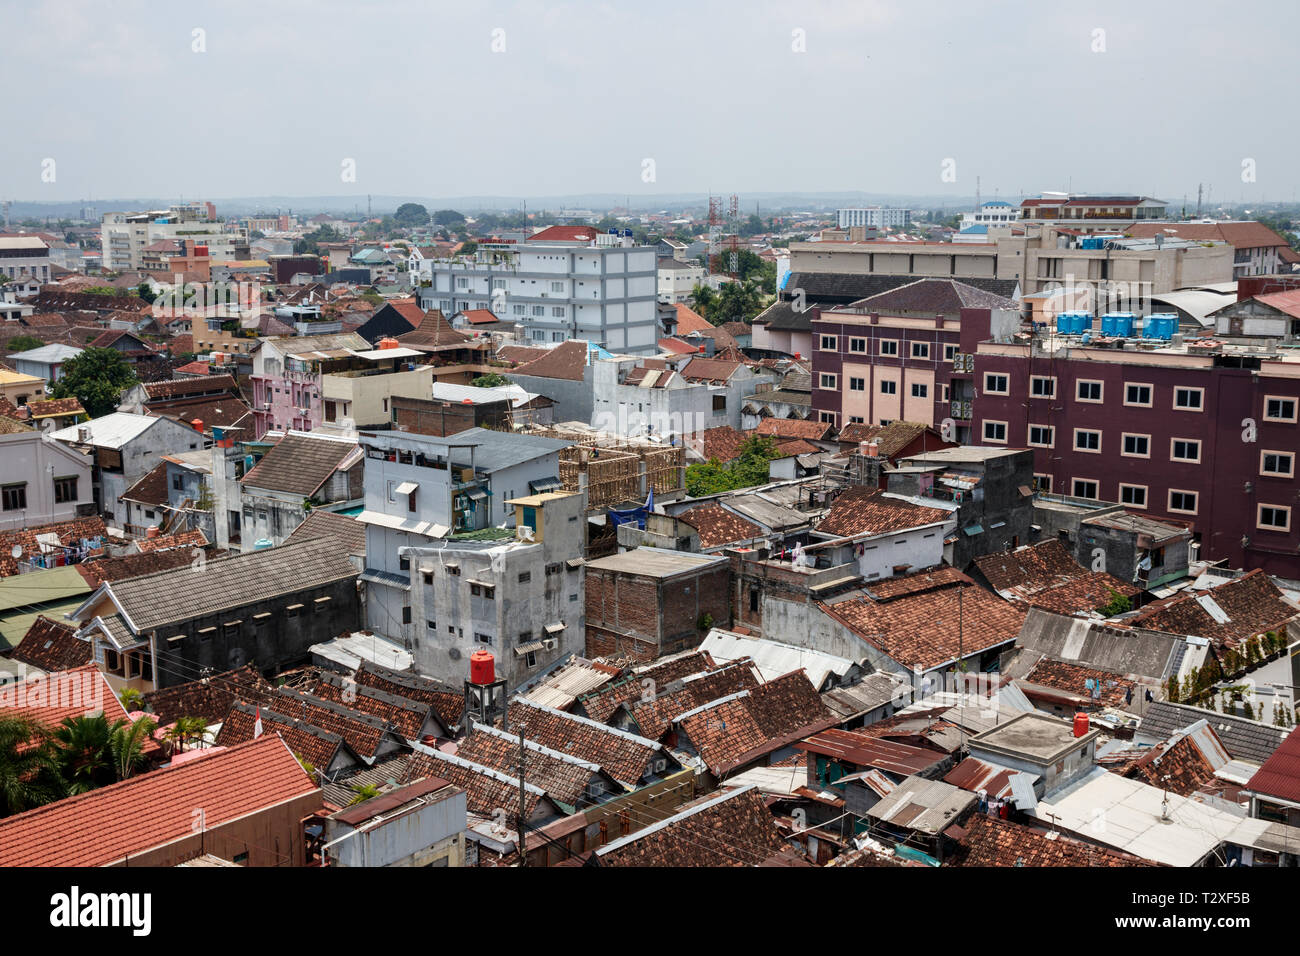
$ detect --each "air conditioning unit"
[542,639,556,651]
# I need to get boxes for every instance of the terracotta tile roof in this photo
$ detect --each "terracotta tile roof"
[141,374,238,400]
[1245,727,1300,804]
[624,660,764,741]
[119,462,170,507]
[951,814,1156,867]
[817,487,951,538]
[311,670,433,740]
[173,360,214,375]
[216,704,352,772]
[255,686,399,760]
[693,425,748,462]
[0,414,32,435]
[508,699,665,788]
[7,616,92,672]
[529,225,598,243]
[75,547,196,587]
[675,503,764,548]
[863,565,968,599]
[674,670,836,775]
[402,749,550,819]
[674,303,713,335]
[460,308,501,325]
[769,438,818,458]
[1128,569,1298,651]
[1118,727,1224,797]
[26,397,85,418]
[974,540,1083,593]
[0,736,320,867]
[0,517,107,577]
[143,664,271,726]
[456,726,612,808]
[495,345,550,365]
[1030,571,1140,615]
[287,509,367,555]
[135,529,208,553]
[595,785,801,867]
[754,418,833,441]
[821,584,1026,671]
[837,420,929,457]
[354,660,464,731]
[575,651,717,724]
[509,339,589,381]
[0,664,130,729]
[679,356,741,384]
[241,433,359,496]
[1021,658,1135,708]
[148,395,253,432]
[396,309,473,349]
[1126,221,1291,250]
[658,336,700,355]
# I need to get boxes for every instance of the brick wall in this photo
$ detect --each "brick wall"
[585,564,732,658]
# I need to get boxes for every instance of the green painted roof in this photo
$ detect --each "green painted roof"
[0,566,91,613]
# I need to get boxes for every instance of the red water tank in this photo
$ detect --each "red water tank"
[469,649,495,686]
[1073,711,1090,737]
[146,525,160,539]
[191,418,204,434]
[378,336,401,350]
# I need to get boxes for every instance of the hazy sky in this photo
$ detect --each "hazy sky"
[4,0,1297,205]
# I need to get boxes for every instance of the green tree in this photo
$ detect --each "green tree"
[394,203,430,228]
[348,782,382,806]
[164,716,208,754]
[0,715,63,817]
[433,209,466,227]
[51,347,138,418]
[296,224,343,256]
[136,281,157,305]
[109,716,156,781]
[685,436,781,496]
[688,283,718,318]
[8,334,44,353]
[118,688,144,712]
[52,715,119,795]
[471,372,510,388]
[1098,588,1132,617]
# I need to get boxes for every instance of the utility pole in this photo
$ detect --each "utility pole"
[517,723,527,867]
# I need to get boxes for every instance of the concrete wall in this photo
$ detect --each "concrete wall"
[0,431,94,532]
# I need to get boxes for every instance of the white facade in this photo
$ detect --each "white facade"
[0,237,51,285]
[960,201,1019,228]
[0,429,95,533]
[837,207,911,230]
[657,260,706,304]
[101,206,246,272]
[413,240,660,354]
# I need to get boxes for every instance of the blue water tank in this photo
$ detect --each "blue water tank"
[1142,313,1178,340]
[1056,311,1090,335]
[1102,312,1136,337]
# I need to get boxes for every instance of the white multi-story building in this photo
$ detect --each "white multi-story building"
[413,226,659,354]
[960,200,1019,228]
[836,207,911,230]
[0,236,51,286]
[101,203,246,272]
[657,257,706,303]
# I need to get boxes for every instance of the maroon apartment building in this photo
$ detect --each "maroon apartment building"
[970,340,1300,577]
[809,279,1020,441]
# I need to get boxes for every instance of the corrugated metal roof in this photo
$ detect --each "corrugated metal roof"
[698,628,853,689]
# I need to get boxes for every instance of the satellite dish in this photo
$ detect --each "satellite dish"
[10,545,21,560]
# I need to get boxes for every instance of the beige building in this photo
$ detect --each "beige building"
[101,204,246,272]
[321,359,438,428]
[0,369,47,405]
[790,228,1232,305]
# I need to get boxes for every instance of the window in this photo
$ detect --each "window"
[1030,376,1056,398]
[1168,489,1198,514]
[474,632,494,646]
[1261,451,1294,478]
[849,337,867,353]
[819,334,838,351]
[422,571,433,585]
[1076,380,1103,403]
[402,607,412,624]
[879,340,899,356]
[1072,479,1099,500]
[820,411,837,424]
[470,583,481,596]
[531,305,545,317]
[849,416,864,424]
[911,383,928,398]
[399,555,410,571]
[849,377,865,391]
[1028,425,1054,447]
[2,483,26,511]
[1258,505,1291,531]
[880,380,897,395]
[1119,484,1147,508]
[983,420,1008,443]
[1170,438,1201,463]
[552,306,565,317]
[819,373,837,390]
[944,344,958,362]
[910,342,930,360]
[1121,433,1150,458]
[1074,429,1101,452]
[1264,396,1298,422]
[53,477,78,504]
[983,373,1009,394]
[1124,383,1153,407]
[1033,474,1052,492]
[518,571,531,583]
[427,619,437,630]
[545,563,562,576]
[172,474,183,491]
[1174,387,1204,411]
[550,281,565,293]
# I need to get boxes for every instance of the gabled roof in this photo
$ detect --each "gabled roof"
[287,509,367,555]
[396,308,473,350]
[1138,701,1287,765]
[1126,221,1291,250]
[75,547,196,588]
[119,462,169,507]
[822,581,1026,672]
[509,339,590,381]
[673,303,713,335]
[311,670,440,741]
[6,616,91,672]
[354,660,464,731]
[402,747,556,819]
[216,703,354,775]
[49,412,180,449]
[457,724,621,809]
[837,420,935,458]
[0,664,130,729]
[846,277,1016,314]
[679,356,741,384]
[1020,657,1136,708]
[951,813,1155,867]
[817,487,951,538]
[622,660,764,742]
[240,432,360,497]
[140,373,238,401]
[507,699,667,788]
[142,664,271,726]
[674,503,763,548]
[692,425,748,463]
[754,418,833,441]
[595,785,804,867]
[1117,719,1228,796]
[528,225,598,243]
[1128,569,1297,651]
[574,651,717,724]
[1245,727,1300,804]
[1011,607,1201,685]
[81,536,359,633]
[0,736,320,867]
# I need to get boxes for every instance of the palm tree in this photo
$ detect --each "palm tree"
[688,283,718,320]
[164,716,209,754]
[347,783,381,806]
[118,688,144,713]
[51,715,118,795]
[0,715,62,817]
[109,716,156,780]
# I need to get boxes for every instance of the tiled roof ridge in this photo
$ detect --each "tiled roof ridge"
[512,698,663,749]
[470,722,604,772]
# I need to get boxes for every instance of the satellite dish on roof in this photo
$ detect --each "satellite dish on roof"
[10,545,22,560]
